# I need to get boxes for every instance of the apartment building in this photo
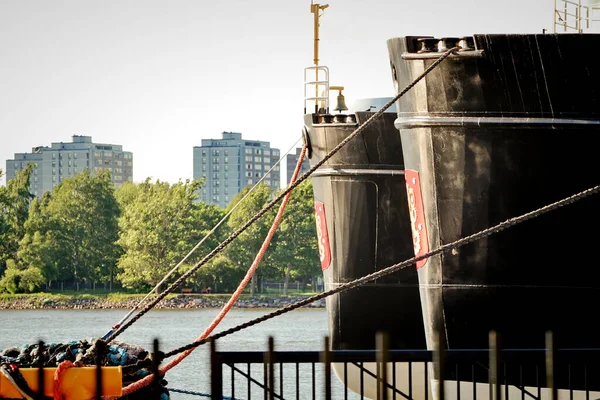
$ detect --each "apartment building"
[193,132,280,208]
[5,135,133,197]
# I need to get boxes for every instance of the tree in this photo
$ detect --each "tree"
[225,184,277,296]
[0,164,34,273]
[11,169,121,291]
[117,178,213,291]
[270,180,320,294]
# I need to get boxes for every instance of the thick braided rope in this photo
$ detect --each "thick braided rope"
[119,146,308,396]
[101,139,301,341]
[105,46,460,344]
[53,360,75,400]
[163,183,600,358]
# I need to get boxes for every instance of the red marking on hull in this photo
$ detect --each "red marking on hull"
[405,169,429,269]
[314,201,331,271]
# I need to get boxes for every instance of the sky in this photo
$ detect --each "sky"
[0,0,559,188]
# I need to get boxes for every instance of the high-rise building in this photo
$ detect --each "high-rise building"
[193,132,280,209]
[286,147,310,186]
[5,135,133,198]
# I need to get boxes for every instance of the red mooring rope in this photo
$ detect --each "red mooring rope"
[119,144,309,396]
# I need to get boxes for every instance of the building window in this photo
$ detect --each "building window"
[74,153,78,159]
[224,150,228,156]
[202,165,206,172]
[52,153,56,159]
[202,157,206,164]
[213,173,218,179]
[224,165,229,171]
[212,150,219,156]
[247,172,252,177]
[224,157,228,164]
[247,178,252,185]
[202,150,206,156]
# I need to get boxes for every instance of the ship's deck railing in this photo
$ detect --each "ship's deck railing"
[304,65,329,115]
[210,334,600,399]
[554,0,600,32]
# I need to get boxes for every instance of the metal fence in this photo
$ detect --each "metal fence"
[210,332,600,400]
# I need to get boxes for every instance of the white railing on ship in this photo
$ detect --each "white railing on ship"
[304,65,329,114]
[554,0,600,32]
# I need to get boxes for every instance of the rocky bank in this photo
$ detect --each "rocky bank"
[0,294,326,310]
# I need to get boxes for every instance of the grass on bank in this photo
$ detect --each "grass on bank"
[0,289,320,306]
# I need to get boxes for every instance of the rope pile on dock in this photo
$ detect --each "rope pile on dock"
[0,340,170,399]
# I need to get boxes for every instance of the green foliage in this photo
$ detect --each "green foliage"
[0,260,44,293]
[271,180,320,282]
[5,169,121,293]
[0,166,324,296]
[0,164,34,268]
[225,184,278,293]
[116,178,216,290]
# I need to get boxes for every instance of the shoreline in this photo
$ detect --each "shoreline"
[0,294,326,310]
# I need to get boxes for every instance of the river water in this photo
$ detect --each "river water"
[0,308,362,399]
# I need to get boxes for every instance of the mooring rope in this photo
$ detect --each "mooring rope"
[167,387,237,399]
[119,145,308,396]
[53,360,75,400]
[101,138,302,341]
[104,45,461,345]
[161,183,600,358]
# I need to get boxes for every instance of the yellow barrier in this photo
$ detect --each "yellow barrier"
[0,366,122,399]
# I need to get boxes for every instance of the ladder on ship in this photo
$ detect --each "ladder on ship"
[554,0,600,32]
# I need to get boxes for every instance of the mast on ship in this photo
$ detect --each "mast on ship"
[305,2,330,114]
[304,2,348,115]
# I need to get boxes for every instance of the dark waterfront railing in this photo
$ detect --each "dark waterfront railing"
[5,333,600,399]
[210,332,600,400]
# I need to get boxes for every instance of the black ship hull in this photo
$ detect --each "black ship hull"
[304,111,427,397]
[387,34,600,391]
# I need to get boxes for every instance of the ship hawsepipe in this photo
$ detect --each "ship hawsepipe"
[387,34,600,389]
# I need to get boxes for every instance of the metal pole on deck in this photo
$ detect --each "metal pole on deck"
[310,2,328,113]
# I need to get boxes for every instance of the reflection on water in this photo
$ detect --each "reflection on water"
[0,308,361,399]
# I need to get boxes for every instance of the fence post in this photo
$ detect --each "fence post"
[210,339,223,400]
[376,331,390,400]
[36,340,45,400]
[95,340,106,399]
[546,331,557,400]
[320,336,331,400]
[264,336,276,400]
[489,331,501,400]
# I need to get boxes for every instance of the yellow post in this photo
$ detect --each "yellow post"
[0,366,122,399]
